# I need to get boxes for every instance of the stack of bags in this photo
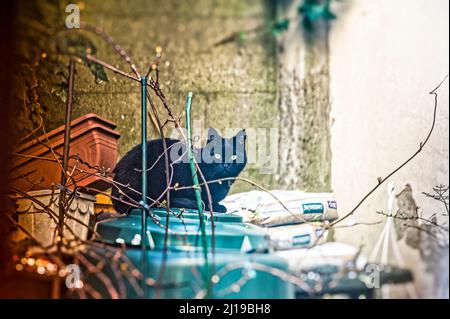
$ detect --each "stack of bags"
[222,190,369,277]
[222,190,338,250]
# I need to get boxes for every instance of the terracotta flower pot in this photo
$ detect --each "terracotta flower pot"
[10,113,121,194]
[13,189,96,247]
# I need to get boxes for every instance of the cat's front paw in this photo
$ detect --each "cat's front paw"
[213,204,227,213]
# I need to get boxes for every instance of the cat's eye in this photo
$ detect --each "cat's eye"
[230,155,237,161]
[214,153,221,160]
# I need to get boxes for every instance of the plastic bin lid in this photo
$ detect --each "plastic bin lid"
[96,208,268,252]
[150,208,244,223]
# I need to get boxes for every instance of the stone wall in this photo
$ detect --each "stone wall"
[76,0,280,193]
[16,0,279,193]
[15,0,333,194]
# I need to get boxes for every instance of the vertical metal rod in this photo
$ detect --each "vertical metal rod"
[140,76,148,297]
[53,58,75,299]
[58,58,75,247]
[185,92,210,296]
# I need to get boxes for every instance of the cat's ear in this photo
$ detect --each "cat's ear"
[235,129,246,145]
[207,127,220,143]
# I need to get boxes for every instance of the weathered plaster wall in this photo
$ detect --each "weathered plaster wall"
[329,0,449,298]
[276,0,331,192]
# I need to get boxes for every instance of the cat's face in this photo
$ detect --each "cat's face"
[201,128,247,177]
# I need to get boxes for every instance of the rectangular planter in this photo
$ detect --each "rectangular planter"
[10,113,121,194]
[13,189,96,247]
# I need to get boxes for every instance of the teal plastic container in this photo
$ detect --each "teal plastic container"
[93,208,294,298]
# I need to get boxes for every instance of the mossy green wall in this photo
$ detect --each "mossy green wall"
[14,0,333,194]
[15,0,278,193]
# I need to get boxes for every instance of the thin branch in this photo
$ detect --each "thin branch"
[330,74,449,228]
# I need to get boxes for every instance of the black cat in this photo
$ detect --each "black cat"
[111,128,247,214]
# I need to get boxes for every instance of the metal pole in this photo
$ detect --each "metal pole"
[53,58,75,299]
[185,92,210,296]
[140,76,148,297]
[58,58,75,245]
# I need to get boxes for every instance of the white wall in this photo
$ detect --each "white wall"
[329,0,449,298]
